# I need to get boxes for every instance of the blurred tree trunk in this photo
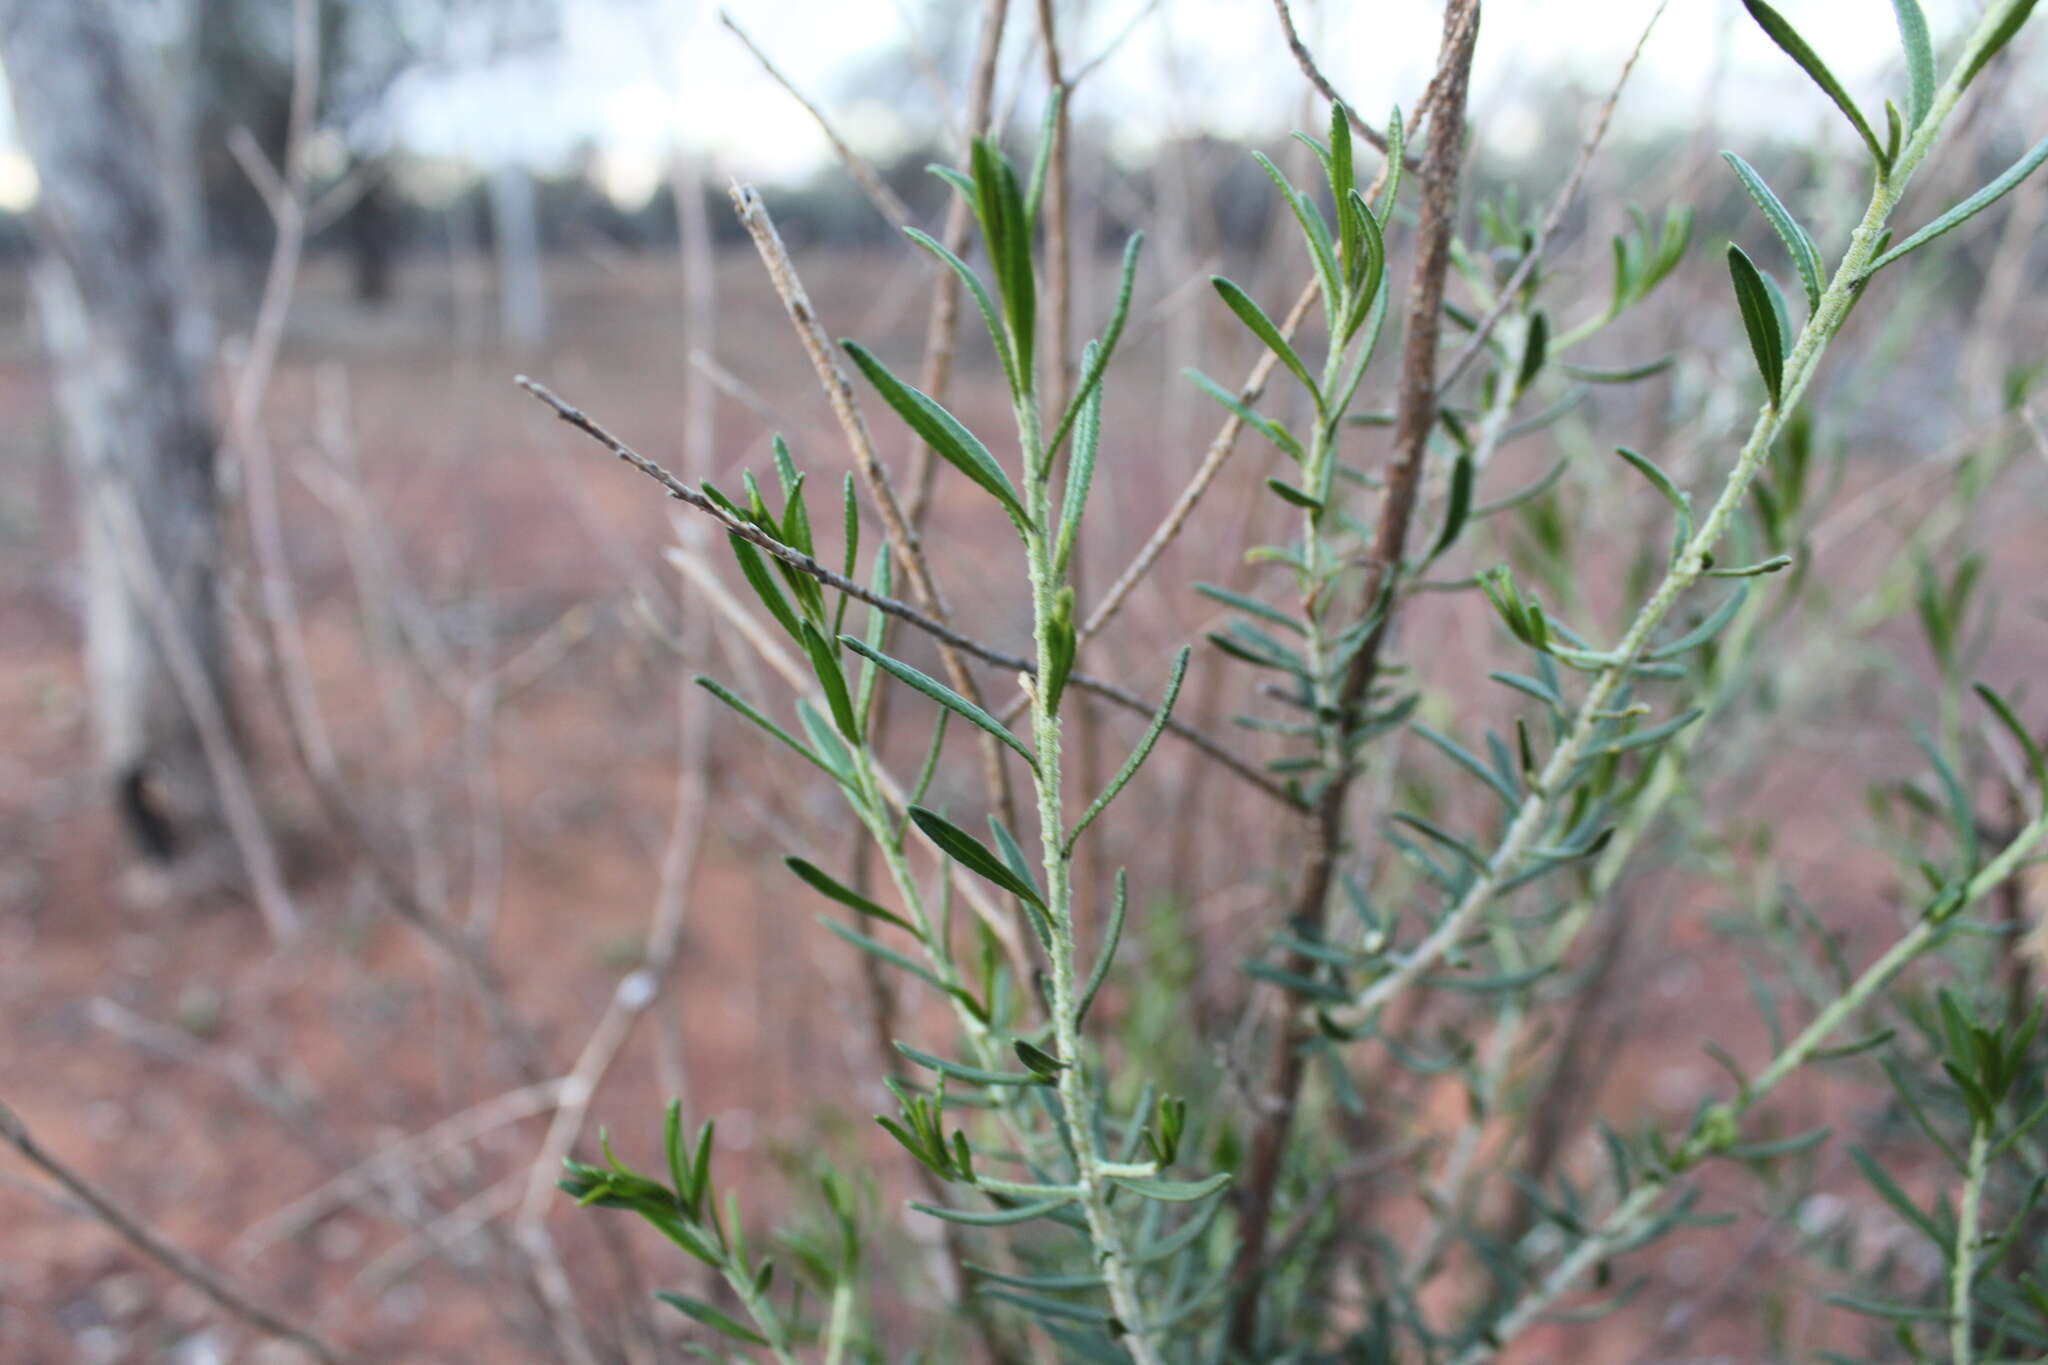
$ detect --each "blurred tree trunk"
[490,162,547,353]
[346,159,399,306]
[3,0,233,866]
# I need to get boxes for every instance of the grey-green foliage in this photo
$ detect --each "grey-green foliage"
[562,1,2048,1360]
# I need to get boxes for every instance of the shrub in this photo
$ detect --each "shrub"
[533,2,2048,1359]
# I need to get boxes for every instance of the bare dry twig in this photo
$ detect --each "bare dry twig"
[718,12,917,231]
[1,1100,349,1364]
[518,376,1298,807]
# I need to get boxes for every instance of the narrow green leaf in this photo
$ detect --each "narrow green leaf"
[1514,311,1550,396]
[1185,368,1306,463]
[1265,478,1324,511]
[841,635,1036,770]
[843,340,1029,527]
[966,1265,1105,1292]
[1960,0,2041,90]
[1194,583,1305,636]
[1975,682,2046,795]
[1706,554,1794,578]
[799,621,862,745]
[1758,269,1796,360]
[1427,453,1475,564]
[1024,86,1061,227]
[1012,1039,1066,1079]
[1126,1195,1225,1264]
[1213,276,1322,412]
[1891,0,1934,128]
[1413,721,1518,808]
[896,1042,1045,1087]
[787,857,916,934]
[1722,152,1825,311]
[1647,585,1752,661]
[979,1288,1110,1324]
[1850,1146,1947,1247]
[1252,150,1342,321]
[1559,356,1676,384]
[1604,707,1706,755]
[987,816,1044,911]
[695,677,834,778]
[1077,869,1127,1025]
[1047,234,1144,464]
[910,805,1047,907]
[969,138,1036,377]
[722,532,804,642]
[655,1293,770,1346]
[1742,0,1889,170]
[903,226,1019,395]
[1726,244,1784,405]
[1066,648,1190,851]
[1864,132,2048,276]
[821,918,978,1011]
[912,1196,1074,1226]
[1615,446,1695,543]
[1110,1171,1232,1202]
[1055,340,1104,577]
[836,474,859,636]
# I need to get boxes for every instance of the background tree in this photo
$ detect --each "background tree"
[2,0,231,870]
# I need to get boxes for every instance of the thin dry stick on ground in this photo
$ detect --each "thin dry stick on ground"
[0,1101,349,1365]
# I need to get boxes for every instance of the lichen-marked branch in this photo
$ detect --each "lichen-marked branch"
[1226,3,1481,1347]
[519,375,1295,808]
[0,1100,349,1365]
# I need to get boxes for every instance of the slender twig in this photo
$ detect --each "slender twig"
[1437,0,1667,393]
[1267,0,1413,162]
[1953,1121,1990,1365]
[518,375,1298,808]
[0,1100,349,1364]
[1225,3,1482,1346]
[718,12,916,231]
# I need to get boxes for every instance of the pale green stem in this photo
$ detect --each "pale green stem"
[1016,388,1159,1363]
[726,1264,802,1365]
[824,1278,854,1365]
[847,746,1050,1168]
[1327,5,2006,1035]
[1952,1122,1989,1365]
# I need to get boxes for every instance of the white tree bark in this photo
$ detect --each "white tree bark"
[489,161,547,354]
[3,0,231,864]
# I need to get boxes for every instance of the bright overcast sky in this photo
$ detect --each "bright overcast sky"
[0,0,2004,211]
[382,0,1989,200]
